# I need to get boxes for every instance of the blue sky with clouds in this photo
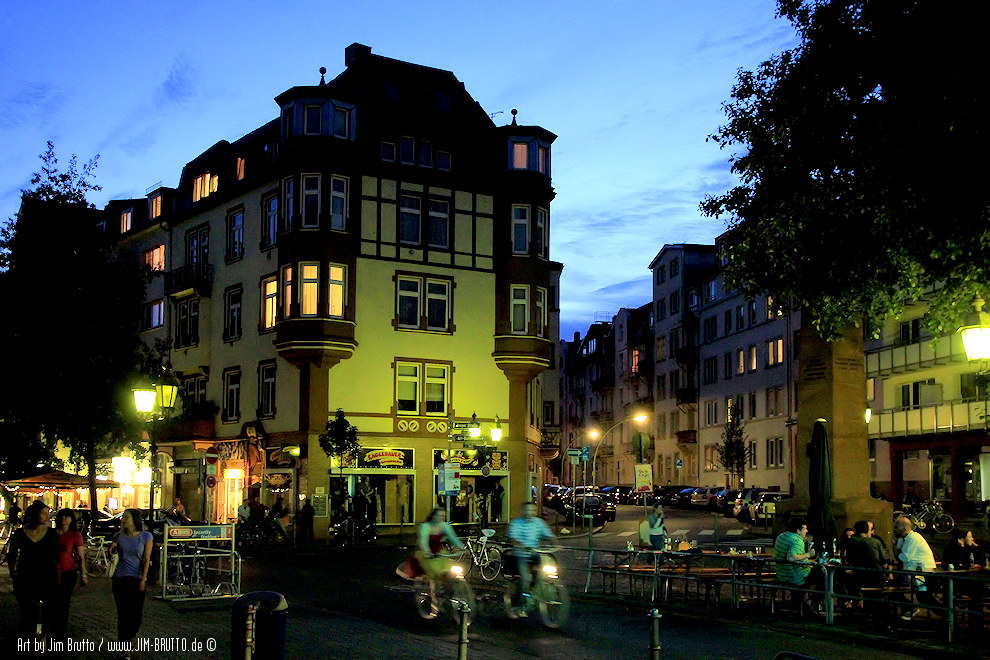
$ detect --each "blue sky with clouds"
[0,1,797,338]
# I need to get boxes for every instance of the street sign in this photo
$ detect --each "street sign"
[205,475,217,489]
[567,448,582,458]
[580,446,591,462]
[451,421,476,429]
[206,463,217,476]
[169,466,194,474]
[205,446,219,465]
[634,463,653,493]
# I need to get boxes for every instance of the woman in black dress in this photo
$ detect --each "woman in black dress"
[7,500,60,641]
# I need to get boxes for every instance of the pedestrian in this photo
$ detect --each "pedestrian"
[647,503,667,550]
[3,499,23,538]
[491,481,504,522]
[299,498,315,544]
[109,508,153,654]
[52,508,87,638]
[7,500,59,642]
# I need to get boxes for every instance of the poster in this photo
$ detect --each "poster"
[312,493,329,518]
[634,463,653,493]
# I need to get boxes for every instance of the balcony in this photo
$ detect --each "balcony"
[675,388,699,406]
[864,334,966,376]
[673,344,698,366]
[164,263,214,298]
[867,398,989,439]
[675,430,697,445]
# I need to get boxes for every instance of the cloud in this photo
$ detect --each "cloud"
[156,59,195,107]
[0,83,67,129]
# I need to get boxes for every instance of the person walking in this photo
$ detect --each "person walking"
[491,481,505,523]
[3,499,22,538]
[299,498,315,545]
[51,508,87,638]
[646,503,667,550]
[7,500,59,642]
[109,509,153,655]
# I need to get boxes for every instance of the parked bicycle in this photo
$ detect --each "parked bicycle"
[165,544,210,597]
[502,547,570,628]
[463,529,503,581]
[893,500,954,534]
[326,512,377,547]
[85,536,112,577]
[410,552,476,624]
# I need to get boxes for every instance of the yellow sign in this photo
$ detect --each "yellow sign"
[634,463,653,493]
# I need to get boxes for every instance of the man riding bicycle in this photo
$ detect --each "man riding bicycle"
[508,501,556,614]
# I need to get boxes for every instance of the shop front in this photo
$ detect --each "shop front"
[331,447,416,529]
[433,449,510,525]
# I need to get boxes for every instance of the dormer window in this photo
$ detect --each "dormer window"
[333,107,349,138]
[236,157,246,181]
[509,139,550,176]
[149,194,162,219]
[193,173,218,202]
[304,105,321,135]
[120,208,132,233]
[512,142,528,169]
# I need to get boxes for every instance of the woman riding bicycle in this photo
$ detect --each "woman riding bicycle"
[416,508,464,580]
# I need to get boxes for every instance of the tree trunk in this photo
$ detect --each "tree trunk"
[86,437,99,520]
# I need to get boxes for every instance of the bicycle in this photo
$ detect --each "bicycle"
[502,546,570,628]
[893,500,954,534]
[166,544,209,597]
[85,536,112,577]
[463,529,503,581]
[410,552,476,625]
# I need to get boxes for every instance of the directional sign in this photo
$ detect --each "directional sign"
[567,448,582,458]
[451,421,477,430]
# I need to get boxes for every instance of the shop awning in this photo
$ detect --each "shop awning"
[2,470,121,490]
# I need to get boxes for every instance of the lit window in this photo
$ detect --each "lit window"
[223,368,241,422]
[149,195,162,219]
[261,277,278,330]
[512,206,529,253]
[236,157,246,181]
[263,195,278,248]
[333,106,349,138]
[282,178,295,231]
[192,173,217,202]
[536,208,547,257]
[396,363,420,415]
[511,285,529,334]
[767,337,784,366]
[226,209,244,260]
[120,209,132,233]
[259,362,277,418]
[399,196,421,244]
[428,200,448,248]
[330,176,347,230]
[513,142,528,169]
[302,174,320,228]
[328,265,345,318]
[538,145,549,174]
[143,245,165,271]
[304,105,321,135]
[748,345,757,371]
[535,287,546,337]
[281,265,293,317]
[736,349,745,375]
[300,263,319,316]
[224,287,242,341]
[144,300,164,330]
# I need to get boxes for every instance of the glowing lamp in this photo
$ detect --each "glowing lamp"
[133,467,152,485]
[225,468,244,479]
[865,408,873,424]
[133,388,156,414]
[490,424,503,442]
[960,296,990,361]
[156,383,178,410]
[633,414,648,423]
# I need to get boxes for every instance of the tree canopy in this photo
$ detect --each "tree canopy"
[318,409,361,476]
[701,0,990,339]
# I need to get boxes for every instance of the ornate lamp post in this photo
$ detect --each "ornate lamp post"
[133,383,178,511]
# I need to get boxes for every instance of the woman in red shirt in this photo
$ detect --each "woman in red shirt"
[52,508,87,637]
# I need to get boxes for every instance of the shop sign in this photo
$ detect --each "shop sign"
[433,449,507,471]
[357,448,413,469]
[266,446,296,467]
[166,524,233,540]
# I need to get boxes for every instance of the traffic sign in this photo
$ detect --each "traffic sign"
[205,446,219,465]
[205,475,217,489]
[580,446,591,462]
[567,448,582,458]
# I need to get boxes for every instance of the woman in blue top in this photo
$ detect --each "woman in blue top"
[109,508,153,649]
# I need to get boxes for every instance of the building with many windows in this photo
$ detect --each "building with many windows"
[110,44,560,533]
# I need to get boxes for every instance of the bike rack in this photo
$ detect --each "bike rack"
[158,523,241,601]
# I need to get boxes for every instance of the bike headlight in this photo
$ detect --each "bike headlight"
[542,564,557,576]
[450,565,463,576]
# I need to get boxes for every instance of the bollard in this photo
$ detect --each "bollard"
[457,601,471,660]
[648,608,662,660]
[244,603,256,660]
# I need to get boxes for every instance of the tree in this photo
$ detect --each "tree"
[0,143,148,516]
[715,413,750,489]
[701,0,990,339]
[318,409,361,479]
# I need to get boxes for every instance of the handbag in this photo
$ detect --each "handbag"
[108,543,120,577]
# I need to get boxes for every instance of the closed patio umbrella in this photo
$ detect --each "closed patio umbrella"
[807,419,837,556]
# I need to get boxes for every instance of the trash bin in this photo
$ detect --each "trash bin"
[231,591,288,659]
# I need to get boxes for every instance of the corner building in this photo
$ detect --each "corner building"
[113,44,559,535]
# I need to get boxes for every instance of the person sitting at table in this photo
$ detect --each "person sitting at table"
[943,528,984,571]
[894,515,941,619]
[845,520,888,587]
[773,517,825,614]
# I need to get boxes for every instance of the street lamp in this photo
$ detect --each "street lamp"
[132,382,178,511]
[959,295,990,431]
[590,413,648,492]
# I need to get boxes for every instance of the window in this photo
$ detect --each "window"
[330,176,347,230]
[382,141,396,161]
[724,310,732,335]
[703,317,718,342]
[513,142,528,169]
[226,209,244,260]
[656,336,667,361]
[866,377,876,401]
[766,337,784,366]
[396,361,451,417]
[302,174,321,228]
[688,290,699,308]
[281,106,294,138]
[704,279,717,303]
[437,151,452,171]
[261,276,278,330]
[304,105,321,135]
[397,277,421,328]
[670,291,680,314]
[262,194,278,248]
[535,287,547,337]
[748,345,758,372]
[736,349,745,375]
[222,368,241,422]
[175,298,199,348]
[704,400,718,426]
[224,286,243,341]
[183,374,207,404]
[703,357,718,384]
[186,226,209,269]
[538,145,549,175]
[149,195,162,219]
[281,266,293,317]
[536,208,547,257]
[300,263,319,316]
[704,444,718,471]
[399,196,421,244]
[193,173,218,202]
[766,295,776,319]
[236,157,246,181]
[396,363,419,414]
[766,386,784,416]
[143,300,164,330]
[656,373,667,399]
[899,319,922,345]
[417,140,432,167]
[656,299,666,320]
[748,441,758,469]
[512,206,529,253]
[120,209,132,233]
[258,362,276,418]
[282,178,295,231]
[723,353,733,380]
[767,437,784,468]
[399,136,414,164]
[143,245,165,271]
[747,300,757,325]
[426,280,449,330]
[669,258,679,277]
[332,106,349,138]
[424,365,448,415]
[428,200,449,248]
[726,397,735,422]
[396,275,450,331]
[900,378,936,408]
[511,285,529,334]
[748,392,757,419]
[328,265,345,318]
[735,305,744,330]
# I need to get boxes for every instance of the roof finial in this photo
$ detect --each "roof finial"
[319,67,327,86]
[511,108,518,126]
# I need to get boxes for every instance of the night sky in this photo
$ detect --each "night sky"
[0,1,798,337]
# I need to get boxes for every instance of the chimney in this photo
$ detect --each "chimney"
[573,332,580,342]
[345,43,372,67]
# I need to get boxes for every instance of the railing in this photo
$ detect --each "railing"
[864,333,967,376]
[675,388,698,405]
[675,430,697,444]
[164,263,214,296]
[867,397,988,438]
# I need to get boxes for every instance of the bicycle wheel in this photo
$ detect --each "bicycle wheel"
[479,546,503,582]
[447,578,476,625]
[85,551,107,577]
[932,514,954,534]
[413,578,438,620]
[537,580,570,629]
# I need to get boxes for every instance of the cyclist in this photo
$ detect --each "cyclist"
[508,501,556,615]
[416,508,464,581]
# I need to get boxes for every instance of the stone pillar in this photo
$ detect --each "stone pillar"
[506,373,532,510]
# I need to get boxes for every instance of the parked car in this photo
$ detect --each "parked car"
[543,484,566,511]
[89,508,188,543]
[690,487,724,509]
[656,485,691,506]
[716,490,740,517]
[562,494,609,526]
[733,488,769,523]
[627,488,655,506]
[602,485,635,505]
[675,487,699,509]
[749,492,792,527]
